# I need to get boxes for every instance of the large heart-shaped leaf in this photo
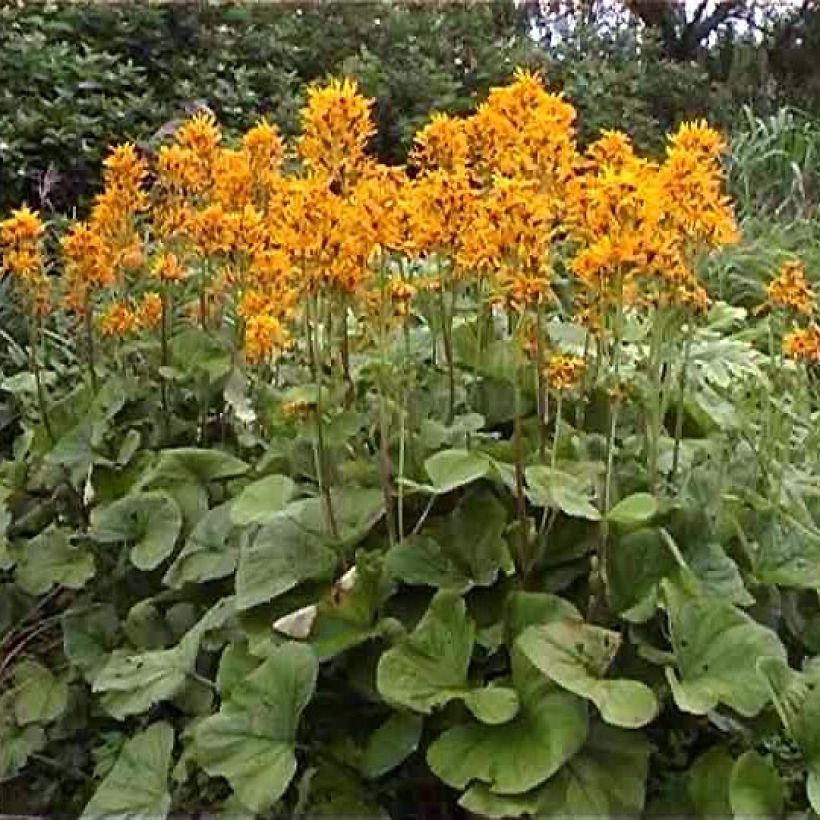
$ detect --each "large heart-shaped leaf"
[12,660,68,726]
[81,722,174,820]
[150,448,249,484]
[525,466,601,521]
[62,603,120,682]
[423,448,491,494]
[90,491,182,571]
[663,581,786,717]
[729,750,784,820]
[15,526,95,596]
[377,590,474,714]
[164,503,239,588]
[606,493,658,527]
[459,723,649,818]
[195,642,318,813]
[517,619,658,728]
[236,514,337,611]
[0,705,45,780]
[758,656,820,813]
[426,650,588,795]
[230,474,297,526]
[386,489,509,591]
[93,598,233,719]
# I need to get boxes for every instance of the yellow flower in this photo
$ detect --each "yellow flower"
[136,292,163,329]
[1,206,51,314]
[297,77,375,182]
[545,354,586,391]
[765,260,815,316]
[152,251,187,283]
[242,119,284,172]
[98,301,139,337]
[783,324,820,363]
[411,113,470,172]
[175,111,221,159]
[244,313,287,364]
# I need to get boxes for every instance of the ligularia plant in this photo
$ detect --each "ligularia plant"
[1,70,819,818]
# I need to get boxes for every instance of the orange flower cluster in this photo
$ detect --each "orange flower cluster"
[2,71,738,369]
[783,324,820,363]
[567,121,736,325]
[766,260,815,316]
[0,206,49,314]
[545,354,586,391]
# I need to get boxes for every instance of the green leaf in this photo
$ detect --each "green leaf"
[607,493,658,527]
[230,474,297,526]
[386,489,509,591]
[13,660,68,726]
[423,448,491,494]
[217,643,260,698]
[163,503,239,588]
[757,656,820,813]
[0,705,45,779]
[464,724,649,819]
[93,599,233,719]
[504,591,581,640]
[90,491,182,571]
[462,687,520,725]
[517,619,658,728]
[195,642,318,813]
[426,650,588,795]
[377,590,474,714]
[310,551,390,659]
[688,747,734,818]
[607,528,677,620]
[62,604,120,681]
[525,466,601,521]
[15,526,95,595]
[663,581,786,717]
[150,447,249,485]
[236,514,337,611]
[729,750,784,820]
[285,488,385,546]
[361,712,423,780]
[81,722,174,820]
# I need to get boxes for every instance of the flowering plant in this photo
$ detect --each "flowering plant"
[1,71,819,818]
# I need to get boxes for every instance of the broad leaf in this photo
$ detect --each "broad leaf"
[729,750,784,820]
[195,642,318,813]
[377,590,474,713]
[758,656,820,814]
[93,598,233,719]
[386,489,509,591]
[62,604,120,681]
[236,514,337,611]
[13,660,68,726]
[426,650,588,795]
[82,722,174,820]
[423,448,491,494]
[517,619,658,728]
[525,466,601,521]
[164,503,239,588]
[15,526,95,595]
[230,474,296,526]
[460,723,649,819]
[90,491,182,571]
[0,703,45,779]
[361,712,423,780]
[607,493,658,527]
[151,448,249,484]
[663,581,786,717]
[688,747,734,819]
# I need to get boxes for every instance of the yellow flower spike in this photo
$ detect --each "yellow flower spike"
[98,301,139,337]
[136,292,163,330]
[175,111,221,159]
[296,77,375,182]
[242,118,285,171]
[411,113,470,173]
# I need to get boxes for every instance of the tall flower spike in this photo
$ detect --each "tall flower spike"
[297,77,375,183]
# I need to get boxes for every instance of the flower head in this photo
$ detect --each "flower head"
[765,260,815,316]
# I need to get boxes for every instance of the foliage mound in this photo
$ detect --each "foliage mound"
[2,70,820,818]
